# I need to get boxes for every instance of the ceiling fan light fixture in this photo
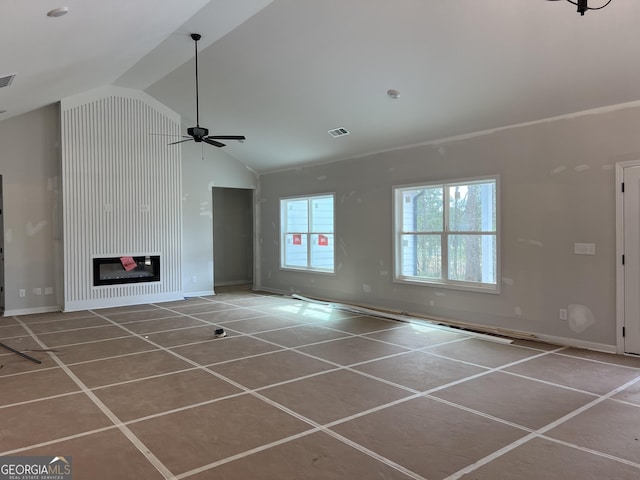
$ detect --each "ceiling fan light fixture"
[47,7,69,18]
[546,0,613,16]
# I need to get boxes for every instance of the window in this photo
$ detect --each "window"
[281,194,334,273]
[394,177,498,292]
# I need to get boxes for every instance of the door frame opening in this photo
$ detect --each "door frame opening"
[615,160,640,355]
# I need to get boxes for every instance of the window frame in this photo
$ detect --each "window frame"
[393,175,500,294]
[280,193,335,274]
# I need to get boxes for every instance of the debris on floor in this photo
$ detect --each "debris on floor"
[0,341,42,364]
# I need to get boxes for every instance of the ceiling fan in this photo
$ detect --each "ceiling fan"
[168,33,246,148]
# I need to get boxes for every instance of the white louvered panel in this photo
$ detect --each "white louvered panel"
[61,87,182,310]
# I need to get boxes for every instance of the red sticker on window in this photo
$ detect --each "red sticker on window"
[292,234,302,245]
[318,234,328,246]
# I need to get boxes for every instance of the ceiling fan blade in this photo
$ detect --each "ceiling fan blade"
[207,135,246,141]
[150,133,191,138]
[203,137,225,148]
[168,138,194,145]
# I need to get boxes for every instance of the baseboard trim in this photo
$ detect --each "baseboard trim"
[4,306,61,317]
[260,289,618,354]
[184,290,215,298]
[64,292,184,312]
[214,280,253,287]
[533,333,616,354]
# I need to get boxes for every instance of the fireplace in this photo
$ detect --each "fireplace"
[93,255,160,286]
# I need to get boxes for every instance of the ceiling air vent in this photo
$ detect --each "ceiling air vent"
[328,127,350,138]
[0,74,16,88]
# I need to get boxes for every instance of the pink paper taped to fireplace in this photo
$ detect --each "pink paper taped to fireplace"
[120,256,137,271]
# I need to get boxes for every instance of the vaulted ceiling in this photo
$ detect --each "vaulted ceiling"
[2,0,639,173]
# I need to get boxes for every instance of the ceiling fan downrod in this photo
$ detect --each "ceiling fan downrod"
[191,33,202,129]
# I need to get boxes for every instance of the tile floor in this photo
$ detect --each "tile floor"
[1,286,640,479]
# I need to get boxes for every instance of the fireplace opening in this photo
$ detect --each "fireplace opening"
[93,255,160,286]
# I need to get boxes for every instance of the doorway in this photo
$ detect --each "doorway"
[212,187,254,288]
[616,162,640,355]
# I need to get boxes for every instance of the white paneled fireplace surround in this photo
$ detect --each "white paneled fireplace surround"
[61,87,183,311]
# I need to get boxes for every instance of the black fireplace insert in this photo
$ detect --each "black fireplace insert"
[93,255,160,286]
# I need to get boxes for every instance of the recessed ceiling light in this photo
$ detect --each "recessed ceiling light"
[47,7,69,18]
[387,89,400,99]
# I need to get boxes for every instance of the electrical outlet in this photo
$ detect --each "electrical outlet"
[45,287,53,295]
[191,276,197,284]
[19,289,26,297]
[559,308,568,320]
[34,288,42,296]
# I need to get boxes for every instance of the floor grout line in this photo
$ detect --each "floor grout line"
[443,373,640,479]
[537,433,640,469]
[0,425,120,456]
[13,317,178,480]
[88,366,201,391]
[0,366,60,379]
[498,369,604,398]
[173,429,322,480]
[551,350,640,371]
[0,390,84,410]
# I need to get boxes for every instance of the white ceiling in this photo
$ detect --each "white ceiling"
[2,0,640,173]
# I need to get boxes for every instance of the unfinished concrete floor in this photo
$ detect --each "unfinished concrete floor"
[1,286,640,479]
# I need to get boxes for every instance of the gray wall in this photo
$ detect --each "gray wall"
[257,105,640,348]
[181,141,256,296]
[0,104,62,314]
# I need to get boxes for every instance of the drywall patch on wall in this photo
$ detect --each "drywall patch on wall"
[518,238,544,247]
[340,191,357,204]
[5,228,12,244]
[362,284,371,293]
[514,306,522,316]
[199,202,211,217]
[26,221,47,237]
[317,175,327,181]
[199,201,211,218]
[574,164,590,173]
[551,166,566,175]
[339,238,348,257]
[568,304,595,333]
[502,277,515,286]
